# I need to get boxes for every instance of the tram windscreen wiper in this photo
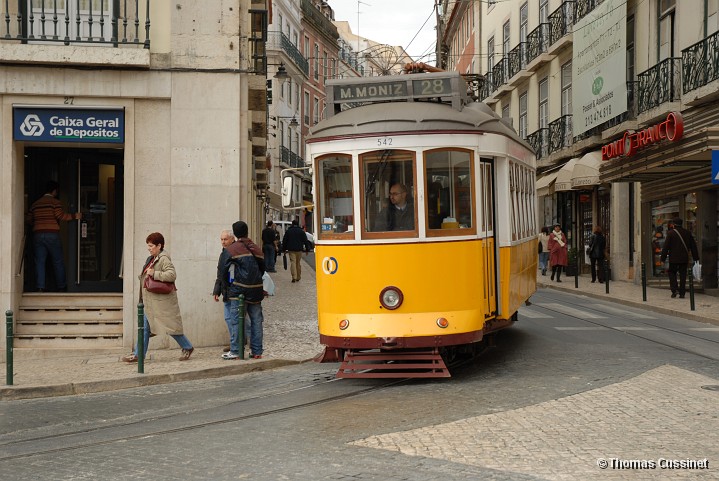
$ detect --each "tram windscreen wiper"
[365,149,393,198]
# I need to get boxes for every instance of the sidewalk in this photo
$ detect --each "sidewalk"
[536,268,719,326]
[1,259,322,400]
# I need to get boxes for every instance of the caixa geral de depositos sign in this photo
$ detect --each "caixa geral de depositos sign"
[12,106,124,143]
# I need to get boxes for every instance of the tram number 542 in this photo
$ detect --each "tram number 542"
[377,137,393,146]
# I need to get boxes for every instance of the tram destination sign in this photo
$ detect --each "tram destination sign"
[13,106,125,143]
[333,77,453,102]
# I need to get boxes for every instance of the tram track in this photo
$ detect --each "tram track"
[0,375,408,461]
[528,290,719,362]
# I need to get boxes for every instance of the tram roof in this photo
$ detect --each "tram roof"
[308,100,534,153]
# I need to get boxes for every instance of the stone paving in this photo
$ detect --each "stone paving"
[350,365,719,480]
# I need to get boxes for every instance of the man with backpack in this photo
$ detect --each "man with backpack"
[660,217,699,299]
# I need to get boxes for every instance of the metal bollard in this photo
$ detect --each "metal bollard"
[641,262,647,302]
[604,259,610,294]
[238,294,246,360]
[6,310,13,386]
[688,267,695,311]
[574,254,579,289]
[137,303,145,374]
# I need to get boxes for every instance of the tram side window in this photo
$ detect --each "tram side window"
[317,154,354,239]
[425,149,473,232]
[362,150,416,235]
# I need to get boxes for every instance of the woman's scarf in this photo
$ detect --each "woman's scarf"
[552,231,565,248]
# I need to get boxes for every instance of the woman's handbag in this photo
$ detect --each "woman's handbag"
[143,275,176,294]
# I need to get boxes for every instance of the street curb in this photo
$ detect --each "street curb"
[0,359,303,401]
[537,281,719,326]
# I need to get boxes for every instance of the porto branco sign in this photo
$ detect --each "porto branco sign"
[13,106,124,143]
[601,111,683,161]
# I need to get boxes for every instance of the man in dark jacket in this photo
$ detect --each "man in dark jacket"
[660,217,699,299]
[282,219,312,283]
[261,220,278,273]
[218,221,265,359]
[212,229,235,353]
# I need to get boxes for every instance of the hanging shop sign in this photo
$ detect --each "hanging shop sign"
[601,111,683,161]
[12,106,124,143]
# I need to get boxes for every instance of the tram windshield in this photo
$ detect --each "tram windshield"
[316,154,354,239]
[361,150,417,236]
[425,149,473,232]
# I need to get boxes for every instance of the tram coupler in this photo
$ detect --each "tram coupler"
[688,267,695,311]
[137,303,145,374]
[6,310,13,386]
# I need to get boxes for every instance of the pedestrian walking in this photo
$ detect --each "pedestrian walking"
[548,224,568,283]
[660,217,699,299]
[587,225,607,283]
[25,180,82,292]
[213,229,236,353]
[218,221,265,360]
[122,232,194,362]
[261,220,278,273]
[282,219,312,283]
[538,226,550,276]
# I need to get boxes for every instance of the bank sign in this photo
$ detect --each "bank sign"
[13,107,124,143]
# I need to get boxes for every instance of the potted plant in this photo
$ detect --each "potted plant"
[565,246,578,276]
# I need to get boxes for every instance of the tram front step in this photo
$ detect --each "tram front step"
[336,348,451,378]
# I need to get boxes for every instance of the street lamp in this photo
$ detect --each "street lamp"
[273,63,289,83]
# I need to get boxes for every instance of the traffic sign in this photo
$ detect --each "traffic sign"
[713,151,719,184]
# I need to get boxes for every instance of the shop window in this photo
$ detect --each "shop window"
[651,198,679,277]
[425,149,475,236]
[317,154,353,240]
[361,150,417,237]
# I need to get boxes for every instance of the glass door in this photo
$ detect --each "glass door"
[24,147,123,293]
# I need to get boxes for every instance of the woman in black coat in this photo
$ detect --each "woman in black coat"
[588,226,607,283]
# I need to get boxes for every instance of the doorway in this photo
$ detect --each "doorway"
[24,147,124,293]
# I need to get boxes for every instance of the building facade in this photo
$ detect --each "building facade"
[0,0,269,356]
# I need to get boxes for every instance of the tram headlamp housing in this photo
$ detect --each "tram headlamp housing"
[379,286,403,310]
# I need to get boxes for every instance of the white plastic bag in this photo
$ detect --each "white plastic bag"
[692,261,702,282]
[262,272,276,296]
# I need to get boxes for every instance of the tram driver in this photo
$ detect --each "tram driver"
[375,182,415,231]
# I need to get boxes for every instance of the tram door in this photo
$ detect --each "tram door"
[24,147,123,293]
[479,158,497,317]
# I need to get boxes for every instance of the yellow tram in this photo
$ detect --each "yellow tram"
[293,72,536,378]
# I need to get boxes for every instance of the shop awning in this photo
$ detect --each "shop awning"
[536,170,559,197]
[571,151,603,189]
[554,158,579,192]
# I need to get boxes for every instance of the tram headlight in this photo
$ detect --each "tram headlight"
[339,319,349,330]
[379,286,403,310]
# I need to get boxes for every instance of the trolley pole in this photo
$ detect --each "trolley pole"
[688,267,695,311]
[5,310,13,386]
[137,303,145,374]
[238,294,246,360]
[641,262,647,302]
[604,259,610,294]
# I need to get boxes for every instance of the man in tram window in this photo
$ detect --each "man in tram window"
[375,182,415,231]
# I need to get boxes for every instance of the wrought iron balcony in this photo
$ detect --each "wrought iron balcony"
[548,115,573,154]
[492,57,508,91]
[682,30,719,94]
[280,145,304,168]
[507,42,527,80]
[1,0,150,47]
[637,57,682,113]
[548,1,574,47]
[268,31,309,76]
[526,127,550,159]
[574,0,598,23]
[526,23,550,64]
[479,71,494,101]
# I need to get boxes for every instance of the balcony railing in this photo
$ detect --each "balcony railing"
[548,1,574,46]
[492,57,508,90]
[280,145,304,168]
[507,42,527,80]
[637,57,682,113]
[268,31,310,76]
[1,0,150,47]
[527,127,550,159]
[682,30,719,94]
[526,23,550,64]
[574,0,598,23]
[548,115,573,154]
[479,71,494,101]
